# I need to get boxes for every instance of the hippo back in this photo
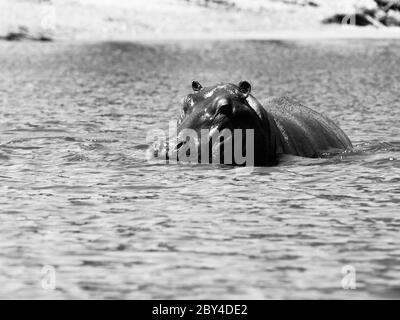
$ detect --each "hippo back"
[260,97,352,157]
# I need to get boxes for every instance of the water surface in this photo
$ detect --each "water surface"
[0,40,399,299]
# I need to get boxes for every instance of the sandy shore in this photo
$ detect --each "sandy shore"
[0,0,399,40]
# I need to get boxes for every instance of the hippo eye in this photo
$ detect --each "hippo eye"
[238,80,251,98]
[192,80,203,92]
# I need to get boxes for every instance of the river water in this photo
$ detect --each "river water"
[0,40,399,299]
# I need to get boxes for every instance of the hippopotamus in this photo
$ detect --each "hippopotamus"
[153,80,352,166]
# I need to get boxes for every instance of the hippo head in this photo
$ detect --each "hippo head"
[158,81,278,166]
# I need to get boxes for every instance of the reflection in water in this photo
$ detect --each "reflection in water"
[0,40,399,299]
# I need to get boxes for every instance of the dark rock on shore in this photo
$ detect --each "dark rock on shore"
[0,26,53,42]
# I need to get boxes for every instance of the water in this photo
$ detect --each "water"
[0,39,399,299]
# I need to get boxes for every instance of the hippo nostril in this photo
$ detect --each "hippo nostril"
[176,141,185,150]
[214,98,233,117]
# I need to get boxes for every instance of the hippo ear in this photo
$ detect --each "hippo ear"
[192,80,203,92]
[238,80,251,98]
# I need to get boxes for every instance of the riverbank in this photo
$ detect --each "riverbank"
[1,0,400,41]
